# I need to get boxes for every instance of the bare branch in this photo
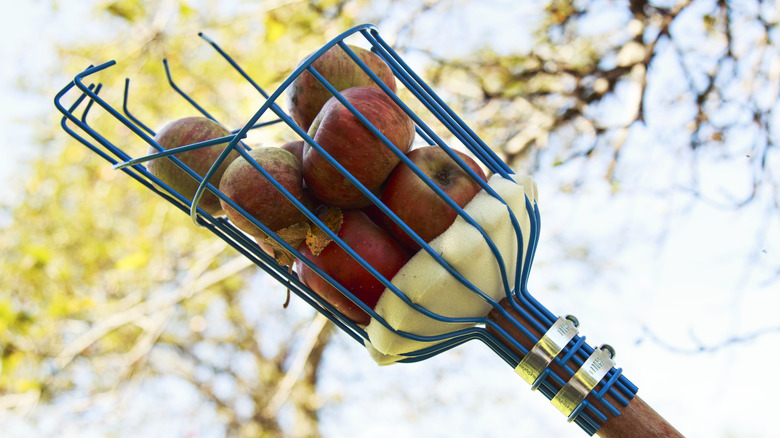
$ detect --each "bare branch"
[55,244,254,369]
[262,312,330,419]
[639,324,780,354]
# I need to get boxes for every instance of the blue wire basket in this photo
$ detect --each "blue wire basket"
[54,23,638,436]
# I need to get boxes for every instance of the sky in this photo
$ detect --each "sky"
[2,1,780,437]
[0,1,98,221]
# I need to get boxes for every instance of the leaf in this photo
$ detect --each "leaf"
[104,0,143,22]
[263,222,311,267]
[264,13,286,43]
[0,298,16,332]
[306,206,343,256]
[179,3,196,19]
[115,250,148,270]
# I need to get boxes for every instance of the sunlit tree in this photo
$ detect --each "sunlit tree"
[1,1,366,437]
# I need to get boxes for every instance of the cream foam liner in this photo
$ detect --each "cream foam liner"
[364,173,538,365]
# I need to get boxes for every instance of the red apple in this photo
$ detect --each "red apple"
[280,140,304,163]
[375,146,487,251]
[303,86,415,209]
[295,210,412,326]
[279,140,322,212]
[146,116,239,216]
[219,147,308,237]
[286,44,397,132]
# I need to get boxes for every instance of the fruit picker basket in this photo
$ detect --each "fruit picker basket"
[54,24,680,437]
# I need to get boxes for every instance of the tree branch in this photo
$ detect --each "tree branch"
[55,243,254,369]
[261,312,330,419]
[639,324,780,354]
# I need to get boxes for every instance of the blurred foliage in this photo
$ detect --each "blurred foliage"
[1,0,366,436]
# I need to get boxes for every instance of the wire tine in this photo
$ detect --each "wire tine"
[112,135,233,169]
[70,60,158,164]
[189,140,241,224]
[239,119,284,133]
[339,42,496,194]
[60,80,93,118]
[367,29,514,179]
[123,78,155,136]
[57,84,118,165]
[194,33,287,144]
[80,83,102,124]
[362,31,508,178]
[198,32,271,99]
[398,328,519,365]
[162,58,215,121]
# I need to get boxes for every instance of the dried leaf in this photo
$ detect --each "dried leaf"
[263,222,310,267]
[283,265,292,309]
[306,206,343,256]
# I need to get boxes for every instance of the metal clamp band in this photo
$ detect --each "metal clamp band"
[551,346,616,421]
[514,316,578,388]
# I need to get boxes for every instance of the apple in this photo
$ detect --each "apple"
[374,146,487,251]
[303,86,415,209]
[146,116,239,216]
[295,210,412,326]
[219,147,308,237]
[280,140,304,163]
[254,238,276,257]
[279,140,323,213]
[286,44,397,132]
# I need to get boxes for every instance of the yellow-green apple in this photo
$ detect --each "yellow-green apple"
[303,86,415,209]
[286,44,397,132]
[219,147,308,238]
[373,146,487,251]
[295,210,412,326]
[146,116,239,216]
